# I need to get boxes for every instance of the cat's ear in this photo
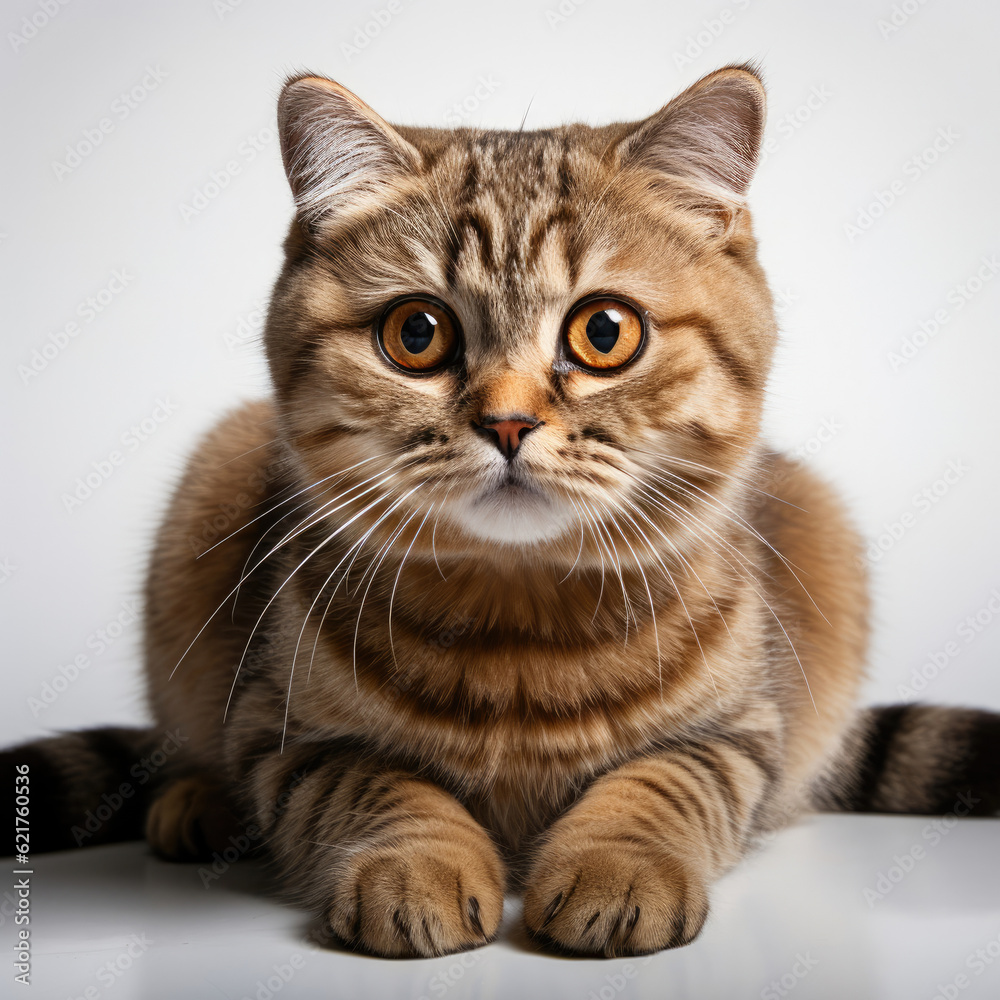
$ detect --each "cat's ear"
[277,74,421,226]
[617,64,766,203]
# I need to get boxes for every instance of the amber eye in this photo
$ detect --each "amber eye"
[564,296,645,371]
[378,297,460,373]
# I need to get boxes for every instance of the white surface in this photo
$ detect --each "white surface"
[3,0,1000,742]
[2,0,1000,995]
[13,815,1000,1000]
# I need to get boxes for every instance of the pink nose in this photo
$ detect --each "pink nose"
[476,417,539,458]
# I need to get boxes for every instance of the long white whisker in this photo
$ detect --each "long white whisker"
[389,505,434,671]
[584,498,636,640]
[629,446,803,509]
[302,485,424,687]
[222,484,407,722]
[609,498,720,702]
[229,456,417,617]
[570,497,606,623]
[351,487,426,690]
[278,488,425,751]
[644,465,831,629]
[430,484,456,581]
[234,457,419,591]
[169,466,408,683]
[198,448,404,561]
[618,485,738,651]
[624,472,816,713]
[559,505,586,584]
[600,503,664,699]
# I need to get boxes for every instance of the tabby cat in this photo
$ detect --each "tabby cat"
[7,64,1000,959]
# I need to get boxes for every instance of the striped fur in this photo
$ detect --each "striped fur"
[4,65,998,958]
[1,728,157,852]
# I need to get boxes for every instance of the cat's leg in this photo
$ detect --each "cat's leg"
[240,738,505,957]
[145,773,242,861]
[522,729,780,956]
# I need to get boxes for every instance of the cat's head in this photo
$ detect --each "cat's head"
[265,66,775,565]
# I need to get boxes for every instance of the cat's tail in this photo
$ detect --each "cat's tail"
[811,704,1000,816]
[2,726,166,853]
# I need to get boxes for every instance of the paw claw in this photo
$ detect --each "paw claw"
[524,841,708,956]
[467,895,485,937]
[541,891,564,928]
[324,845,504,957]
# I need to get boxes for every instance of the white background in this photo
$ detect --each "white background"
[1,1,999,997]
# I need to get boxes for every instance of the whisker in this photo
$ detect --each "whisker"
[600,504,664,700]
[430,484,456,581]
[281,487,425,751]
[169,464,410,684]
[584,498,637,640]
[388,504,434,672]
[630,447,805,511]
[569,497,606,622]
[233,456,419,589]
[632,481,761,575]
[213,436,277,469]
[642,464,830,629]
[351,488,426,691]
[609,497,720,702]
[303,485,424,687]
[223,484,409,723]
[621,472,816,714]
[618,479,742,650]
[198,448,405,561]
[558,505,587,585]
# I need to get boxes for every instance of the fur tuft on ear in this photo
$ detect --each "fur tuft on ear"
[617,64,767,203]
[277,74,421,226]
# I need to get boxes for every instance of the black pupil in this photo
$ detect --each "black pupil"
[585,309,621,354]
[400,311,437,354]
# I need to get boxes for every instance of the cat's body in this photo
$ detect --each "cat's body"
[146,399,862,858]
[8,65,1000,959]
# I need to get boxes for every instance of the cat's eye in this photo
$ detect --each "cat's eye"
[377,296,460,373]
[564,296,645,371]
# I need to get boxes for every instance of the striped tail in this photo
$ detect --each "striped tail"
[812,704,1000,816]
[3,727,164,853]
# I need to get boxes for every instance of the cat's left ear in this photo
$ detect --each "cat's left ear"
[277,74,422,226]
[616,64,766,205]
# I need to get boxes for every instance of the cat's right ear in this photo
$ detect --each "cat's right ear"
[277,74,421,227]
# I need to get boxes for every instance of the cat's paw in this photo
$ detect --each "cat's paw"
[145,775,241,861]
[323,838,504,957]
[523,837,709,957]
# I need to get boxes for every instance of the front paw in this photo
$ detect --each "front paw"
[523,835,709,957]
[323,837,504,958]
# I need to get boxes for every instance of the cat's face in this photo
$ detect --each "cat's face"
[265,67,776,562]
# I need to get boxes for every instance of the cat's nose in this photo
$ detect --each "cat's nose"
[473,415,541,459]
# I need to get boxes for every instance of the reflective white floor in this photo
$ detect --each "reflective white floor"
[14,814,1000,1000]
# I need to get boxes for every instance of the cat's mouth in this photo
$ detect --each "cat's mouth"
[474,470,546,505]
[446,471,573,546]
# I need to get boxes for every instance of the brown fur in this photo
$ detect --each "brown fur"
[8,65,998,959]
[146,65,869,957]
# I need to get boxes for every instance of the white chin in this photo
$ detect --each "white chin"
[449,484,573,545]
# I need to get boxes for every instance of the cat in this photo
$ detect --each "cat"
[6,63,999,959]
